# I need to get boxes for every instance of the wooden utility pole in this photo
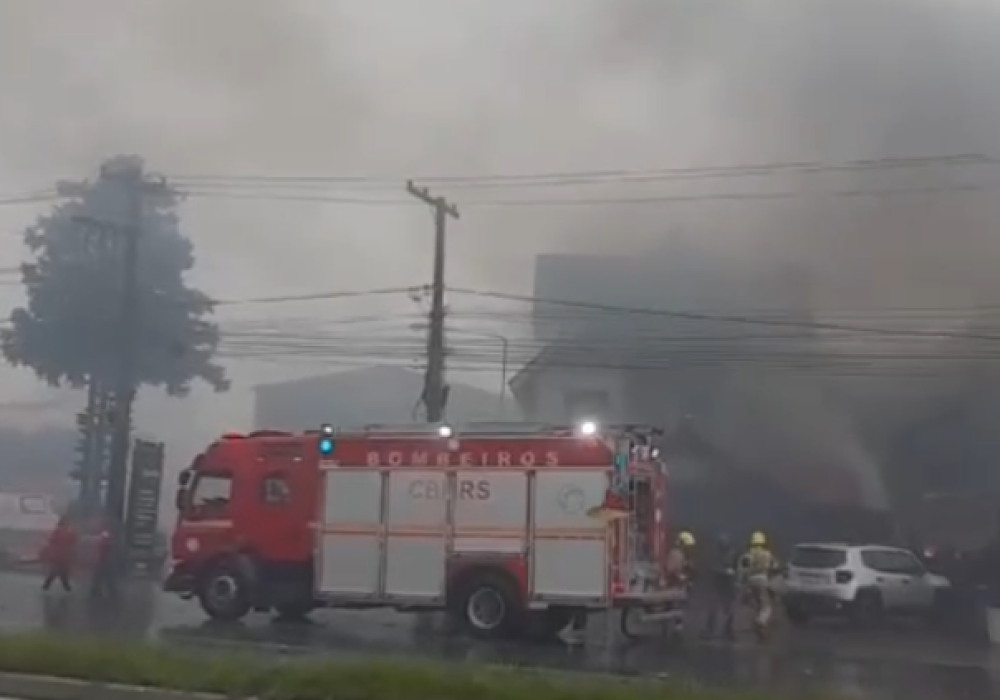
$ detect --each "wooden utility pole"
[405,181,458,422]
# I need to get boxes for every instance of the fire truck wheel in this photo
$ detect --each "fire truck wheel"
[198,559,252,622]
[456,573,519,639]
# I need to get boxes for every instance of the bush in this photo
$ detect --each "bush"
[0,634,787,700]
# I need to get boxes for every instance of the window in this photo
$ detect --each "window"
[791,546,847,569]
[861,549,926,575]
[190,473,233,511]
[261,474,291,506]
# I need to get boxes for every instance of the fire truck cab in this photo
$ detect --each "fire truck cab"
[166,421,669,640]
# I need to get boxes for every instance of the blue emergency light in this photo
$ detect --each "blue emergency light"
[614,453,629,472]
[319,424,335,456]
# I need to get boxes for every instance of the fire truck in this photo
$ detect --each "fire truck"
[165,421,670,640]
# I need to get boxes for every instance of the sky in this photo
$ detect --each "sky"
[2,0,1000,490]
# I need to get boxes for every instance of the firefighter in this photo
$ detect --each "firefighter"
[739,530,779,641]
[41,516,77,593]
[662,530,696,637]
[666,530,696,585]
[703,533,738,640]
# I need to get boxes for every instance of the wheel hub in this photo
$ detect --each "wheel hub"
[208,575,238,608]
[467,588,505,630]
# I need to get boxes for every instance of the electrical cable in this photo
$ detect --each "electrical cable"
[169,153,997,188]
[174,182,990,209]
[447,287,1000,342]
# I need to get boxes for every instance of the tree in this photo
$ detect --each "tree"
[1,155,229,397]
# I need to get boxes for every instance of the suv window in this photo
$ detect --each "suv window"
[791,546,847,569]
[863,549,925,575]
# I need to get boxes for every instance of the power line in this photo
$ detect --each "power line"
[213,286,415,307]
[169,153,997,187]
[0,190,58,207]
[173,182,991,209]
[446,287,1000,342]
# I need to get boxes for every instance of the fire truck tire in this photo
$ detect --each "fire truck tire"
[198,558,252,622]
[453,572,520,639]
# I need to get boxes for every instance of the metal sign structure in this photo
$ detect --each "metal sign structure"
[123,439,165,575]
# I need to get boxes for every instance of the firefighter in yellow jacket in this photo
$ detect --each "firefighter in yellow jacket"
[739,531,779,641]
[665,530,696,585]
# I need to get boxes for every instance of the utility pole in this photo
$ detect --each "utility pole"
[406,181,458,422]
[103,162,144,543]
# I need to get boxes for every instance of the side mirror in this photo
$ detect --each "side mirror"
[174,487,190,514]
[178,469,192,487]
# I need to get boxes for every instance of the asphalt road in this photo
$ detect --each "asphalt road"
[1,571,998,700]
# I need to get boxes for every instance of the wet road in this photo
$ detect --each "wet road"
[0,571,997,699]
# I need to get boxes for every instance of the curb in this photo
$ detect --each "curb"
[0,673,223,700]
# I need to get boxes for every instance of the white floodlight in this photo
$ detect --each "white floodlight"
[578,419,598,437]
[437,424,454,439]
[320,423,334,436]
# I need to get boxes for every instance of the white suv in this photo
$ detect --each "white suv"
[781,543,950,625]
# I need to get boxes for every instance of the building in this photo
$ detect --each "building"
[0,492,60,570]
[511,253,891,533]
[254,366,514,431]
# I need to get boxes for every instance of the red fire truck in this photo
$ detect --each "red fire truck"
[165,421,670,640]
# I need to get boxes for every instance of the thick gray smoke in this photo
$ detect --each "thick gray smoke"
[576,0,1000,510]
[3,0,1000,509]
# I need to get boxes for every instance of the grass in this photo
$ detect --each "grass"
[0,633,791,700]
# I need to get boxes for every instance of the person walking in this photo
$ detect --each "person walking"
[739,530,780,642]
[41,517,77,593]
[703,533,739,640]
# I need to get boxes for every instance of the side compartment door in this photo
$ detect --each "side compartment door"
[383,470,449,600]
[452,471,528,555]
[531,471,608,601]
[317,468,383,597]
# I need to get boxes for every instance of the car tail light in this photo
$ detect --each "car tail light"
[835,570,853,584]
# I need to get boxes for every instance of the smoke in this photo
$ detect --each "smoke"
[2,1,1000,505]
[577,0,1000,509]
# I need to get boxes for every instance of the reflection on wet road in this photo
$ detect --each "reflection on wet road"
[0,571,997,699]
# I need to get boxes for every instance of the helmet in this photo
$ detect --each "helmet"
[750,531,767,547]
[677,531,696,547]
